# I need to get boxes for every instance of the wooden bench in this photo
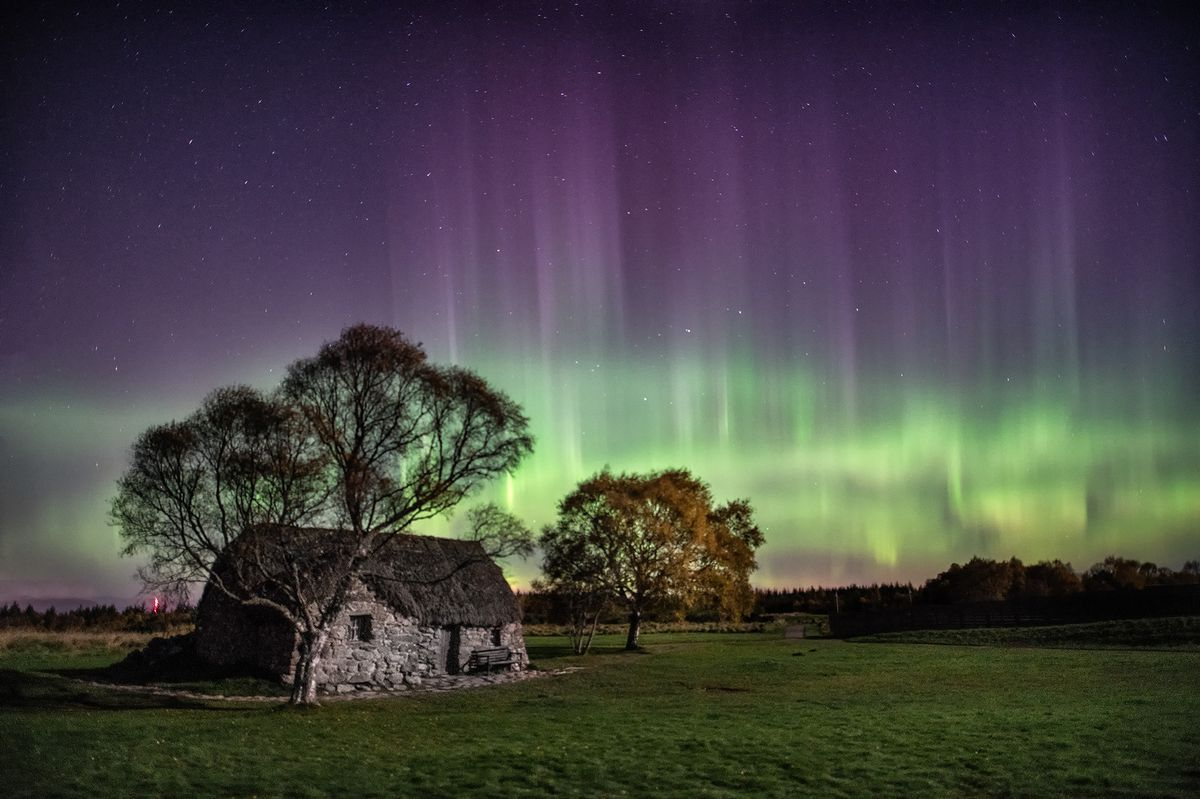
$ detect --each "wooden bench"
[465,646,517,673]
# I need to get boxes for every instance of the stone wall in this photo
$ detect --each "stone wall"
[196,576,528,693]
[310,580,528,693]
[194,587,298,676]
[445,621,528,675]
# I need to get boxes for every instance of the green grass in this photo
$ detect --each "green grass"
[2,632,1199,797]
[851,615,1200,649]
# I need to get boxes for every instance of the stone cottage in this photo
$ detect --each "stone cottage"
[193,525,527,693]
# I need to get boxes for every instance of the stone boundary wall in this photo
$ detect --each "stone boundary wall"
[830,584,1200,637]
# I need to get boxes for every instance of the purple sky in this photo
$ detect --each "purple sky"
[2,2,1197,607]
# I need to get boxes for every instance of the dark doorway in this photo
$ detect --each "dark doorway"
[446,625,462,674]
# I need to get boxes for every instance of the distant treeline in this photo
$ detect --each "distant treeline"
[0,602,195,632]
[755,555,1200,615]
[521,555,1200,622]
[754,583,917,615]
[922,555,1200,603]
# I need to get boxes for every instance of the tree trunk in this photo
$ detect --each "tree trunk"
[624,608,642,650]
[288,548,360,705]
[570,617,587,655]
[302,628,329,704]
[289,645,308,705]
[582,610,601,655]
[289,628,329,706]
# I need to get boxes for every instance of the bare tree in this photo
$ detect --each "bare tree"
[462,502,535,561]
[275,325,532,702]
[112,325,533,704]
[112,386,341,704]
[536,523,611,654]
[113,385,326,604]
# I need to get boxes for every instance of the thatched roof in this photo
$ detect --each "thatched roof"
[362,533,521,628]
[207,525,520,628]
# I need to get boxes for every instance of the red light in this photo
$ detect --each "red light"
[152,596,160,614]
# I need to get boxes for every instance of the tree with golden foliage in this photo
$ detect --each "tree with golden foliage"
[539,468,763,650]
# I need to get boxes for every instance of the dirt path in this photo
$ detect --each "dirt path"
[65,666,576,704]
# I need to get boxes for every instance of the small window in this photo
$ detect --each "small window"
[491,626,502,646]
[349,614,373,642]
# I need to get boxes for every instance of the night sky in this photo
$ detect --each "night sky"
[2,2,1198,605]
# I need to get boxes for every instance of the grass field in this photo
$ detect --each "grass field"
[0,629,192,671]
[2,630,1198,798]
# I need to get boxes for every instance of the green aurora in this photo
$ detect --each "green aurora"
[4,349,1196,598]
